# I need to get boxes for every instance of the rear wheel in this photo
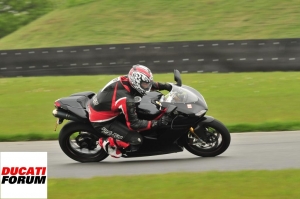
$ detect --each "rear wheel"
[182,119,231,157]
[59,121,108,162]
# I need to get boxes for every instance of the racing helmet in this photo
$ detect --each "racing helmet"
[128,64,153,95]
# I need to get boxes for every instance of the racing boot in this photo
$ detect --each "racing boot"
[99,137,130,158]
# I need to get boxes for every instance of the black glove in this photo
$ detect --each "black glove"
[165,83,172,92]
[151,114,172,128]
[155,82,172,92]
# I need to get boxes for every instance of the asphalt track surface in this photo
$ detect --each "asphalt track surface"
[0,131,299,178]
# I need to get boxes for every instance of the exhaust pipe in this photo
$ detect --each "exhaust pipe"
[52,109,83,122]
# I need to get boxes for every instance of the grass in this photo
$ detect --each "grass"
[1,0,300,49]
[0,72,299,141]
[48,170,300,199]
[50,0,98,9]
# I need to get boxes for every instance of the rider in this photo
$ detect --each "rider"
[88,64,172,158]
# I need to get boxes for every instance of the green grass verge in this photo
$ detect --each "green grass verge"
[0,72,299,141]
[48,170,300,199]
[0,133,58,142]
[1,0,300,49]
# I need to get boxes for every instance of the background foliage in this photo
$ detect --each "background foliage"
[0,0,52,38]
[0,0,97,39]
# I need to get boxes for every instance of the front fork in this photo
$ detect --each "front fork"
[189,127,206,145]
[188,116,215,145]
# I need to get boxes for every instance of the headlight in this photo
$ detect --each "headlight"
[195,110,207,117]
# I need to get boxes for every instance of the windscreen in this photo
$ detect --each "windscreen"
[161,85,199,103]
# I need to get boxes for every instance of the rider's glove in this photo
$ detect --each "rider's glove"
[151,115,172,128]
[155,82,172,92]
[165,83,172,92]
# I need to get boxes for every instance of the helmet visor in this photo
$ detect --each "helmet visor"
[140,81,152,92]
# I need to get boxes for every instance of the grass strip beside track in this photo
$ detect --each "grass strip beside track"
[0,72,299,141]
[48,170,300,199]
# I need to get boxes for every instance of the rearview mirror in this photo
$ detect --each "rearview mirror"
[174,69,182,86]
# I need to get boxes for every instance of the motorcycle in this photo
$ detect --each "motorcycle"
[52,70,231,162]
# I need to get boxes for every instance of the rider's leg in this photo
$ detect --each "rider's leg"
[104,119,143,151]
[92,119,143,157]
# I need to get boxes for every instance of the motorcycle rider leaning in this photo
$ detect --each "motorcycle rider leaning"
[88,64,172,158]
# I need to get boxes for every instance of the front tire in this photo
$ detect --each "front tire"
[59,121,108,162]
[182,119,231,157]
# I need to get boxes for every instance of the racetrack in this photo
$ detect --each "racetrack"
[0,131,299,178]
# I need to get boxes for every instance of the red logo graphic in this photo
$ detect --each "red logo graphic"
[1,167,47,184]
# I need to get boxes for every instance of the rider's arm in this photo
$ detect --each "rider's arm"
[125,101,152,131]
[152,82,172,91]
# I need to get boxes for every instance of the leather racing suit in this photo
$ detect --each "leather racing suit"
[88,75,172,151]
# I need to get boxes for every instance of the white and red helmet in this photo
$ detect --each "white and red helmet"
[128,65,153,95]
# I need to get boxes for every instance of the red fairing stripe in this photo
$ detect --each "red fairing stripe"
[153,108,167,120]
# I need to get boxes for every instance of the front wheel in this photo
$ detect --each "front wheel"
[182,119,231,157]
[59,121,108,162]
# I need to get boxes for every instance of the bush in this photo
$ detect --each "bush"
[0,0,52,38]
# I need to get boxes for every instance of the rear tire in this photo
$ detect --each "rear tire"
[182,119,231,157]
[59,121,108,162]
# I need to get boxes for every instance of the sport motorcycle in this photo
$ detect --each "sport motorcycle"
[52,70,231,162]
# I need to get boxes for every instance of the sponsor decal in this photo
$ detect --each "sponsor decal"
[101,127,124,140]
[0,152,47,199]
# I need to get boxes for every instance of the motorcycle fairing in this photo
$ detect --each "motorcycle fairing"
[56,92,95,119]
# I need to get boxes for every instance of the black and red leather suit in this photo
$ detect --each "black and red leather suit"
[88,75,171,151]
